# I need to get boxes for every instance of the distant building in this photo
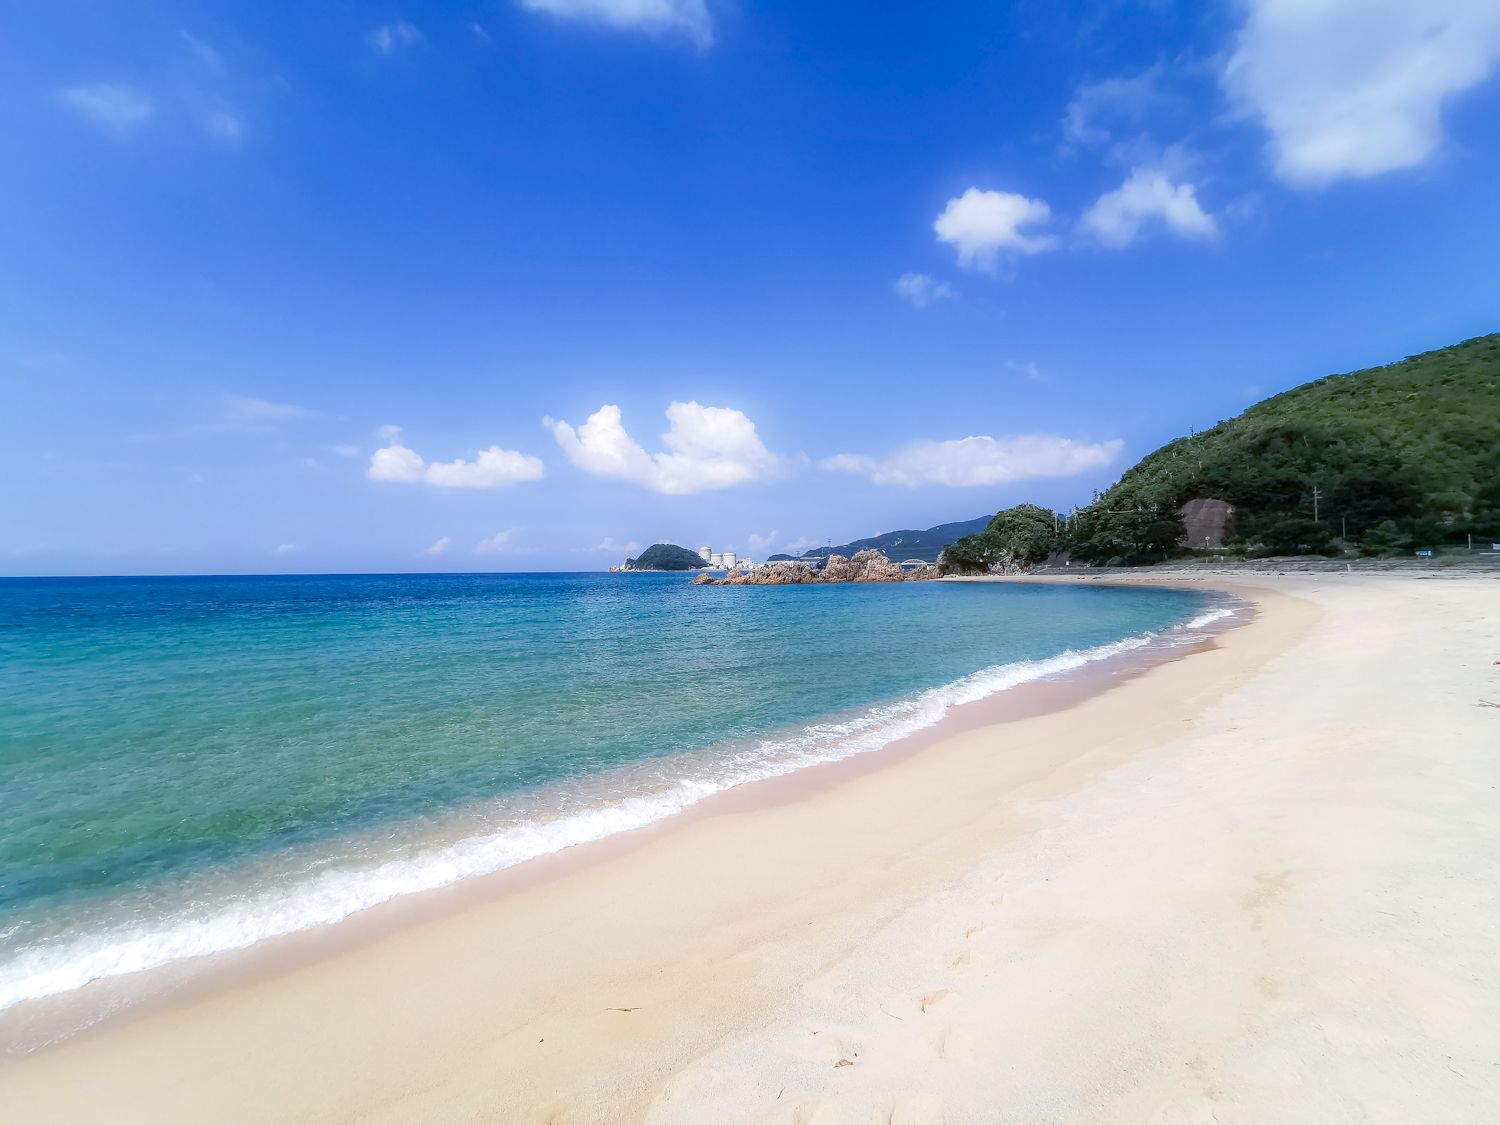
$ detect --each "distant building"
[722,551,737,569]
[697,546,712,561]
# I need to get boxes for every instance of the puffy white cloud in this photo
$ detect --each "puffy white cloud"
[423,536,451,556]
[425,447,547,488]
[893,272,957,307]
[933,188,1057,271]
[58,84,154,136]
[820,435,1123,488]
[1222,0,1500,186]
[367,427,544,488]
[1080,168,1217,249]
[746,529,778,551]
[546,401,778,495]
[517,0,712,46]
[368,21,422,55]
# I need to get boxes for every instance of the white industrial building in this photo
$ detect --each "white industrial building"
[698,546,755,571]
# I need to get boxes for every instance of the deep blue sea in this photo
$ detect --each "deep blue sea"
[0,572,1231,1011]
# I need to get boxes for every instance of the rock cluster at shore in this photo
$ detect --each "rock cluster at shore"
[693,549,937,585]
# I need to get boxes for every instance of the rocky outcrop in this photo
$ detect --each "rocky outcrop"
[693,550,937,585]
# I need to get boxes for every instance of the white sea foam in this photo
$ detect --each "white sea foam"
[0,625,1210,1013]
[1180,606,1236,630]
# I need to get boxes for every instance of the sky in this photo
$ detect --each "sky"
[3,0,1499,575]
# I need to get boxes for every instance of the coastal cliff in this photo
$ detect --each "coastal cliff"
[693,549,937,585]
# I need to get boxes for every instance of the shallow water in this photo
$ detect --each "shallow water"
[0,572,1226,1009]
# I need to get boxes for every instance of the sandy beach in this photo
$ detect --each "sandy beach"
[2,573,1497,1123]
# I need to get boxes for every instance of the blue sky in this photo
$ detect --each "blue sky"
[3,0,1499,575]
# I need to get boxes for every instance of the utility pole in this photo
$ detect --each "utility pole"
[1312,485,1322,523]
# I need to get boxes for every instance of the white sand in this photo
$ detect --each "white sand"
[648,575,1500,1123]
[1,574,1496,1123]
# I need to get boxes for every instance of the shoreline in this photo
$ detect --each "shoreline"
[0,582,1243,1055]
[0,575,1301,1121]
[4,572,1495,1121]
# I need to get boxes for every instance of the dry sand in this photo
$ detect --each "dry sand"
[1,574,1496,1123]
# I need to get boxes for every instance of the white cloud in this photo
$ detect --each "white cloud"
[747,529,778,551]
[597,536,642,554]
[476,528,520,554]
[423,536,451,556]
[227,394,318,421]
[819,435,1123,488]
[1080,168,1217,249]
[1222,0,1500,186]
[546,401,778,495]
[425,447,547,488]
[517,0,712,46]
[933,188,1057,271]
[331,444,361,458]
[893,273,957,307]
[367,427,545,488]
[273,542,300,556]
[368,21,422,55]
[58,84,154,136]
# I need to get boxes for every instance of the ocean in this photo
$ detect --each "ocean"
[0,573,1231,1017]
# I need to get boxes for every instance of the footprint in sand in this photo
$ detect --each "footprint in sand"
[948,949,971,969]
[935,1023,978,1062]
[919,988,957,1013]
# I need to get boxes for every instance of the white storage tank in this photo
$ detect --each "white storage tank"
[722,552,737,568]
[698,546,712,560]
[709,552,723,567]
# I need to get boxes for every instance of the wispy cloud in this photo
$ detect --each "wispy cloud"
[596,535,642,554]
[820,434,1123,487]
[517,0,713,47]
[1005,360,1048,384]
[226,394,319,421]
[893,272,957,307]
[58,84,154,137]
[476,528,521,554]
[747,529,778,551]
[423,536,452,556]
[273,542,300,556]
[546,402,780,495]
[368,427,545,488]
[368,21,423,56]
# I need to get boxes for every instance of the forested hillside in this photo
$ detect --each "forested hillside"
[943,335,1500,570]
[1068,334,1500,562]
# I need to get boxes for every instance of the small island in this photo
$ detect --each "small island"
[612,543,709,572]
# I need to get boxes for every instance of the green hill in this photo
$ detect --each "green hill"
[1067,334,1500,562]
[623,543,707,571]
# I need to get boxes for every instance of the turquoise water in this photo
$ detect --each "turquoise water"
[0,573,1227,1010]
